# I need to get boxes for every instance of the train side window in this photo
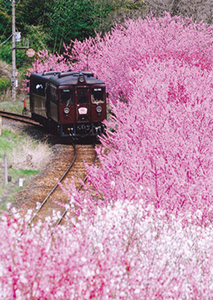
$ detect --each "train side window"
[49,85,58,104]
[60,89,73,105]
[77,90,88,104]
[33,82,45,96]
[36,83,43,90]
[91,88,104,103]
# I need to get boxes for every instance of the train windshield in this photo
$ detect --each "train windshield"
[91,88,104,103]
[77,90,88,104]
[60,89,73,105]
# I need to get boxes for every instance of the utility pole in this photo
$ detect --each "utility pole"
[11,0,16,102]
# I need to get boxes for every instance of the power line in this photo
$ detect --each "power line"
[0,35,12,47]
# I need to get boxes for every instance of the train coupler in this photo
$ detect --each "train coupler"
[94,126,102,136]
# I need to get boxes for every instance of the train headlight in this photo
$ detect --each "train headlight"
[96,106,102,113]
[64,107,70,114]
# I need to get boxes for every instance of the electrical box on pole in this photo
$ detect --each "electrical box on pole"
[15,32,21,42]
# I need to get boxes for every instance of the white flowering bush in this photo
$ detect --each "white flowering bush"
[1,202,213,299]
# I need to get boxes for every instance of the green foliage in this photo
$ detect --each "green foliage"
[0,0,51,67]
[0,0,146,60]
[0,41,26,68]
[0,76,10,94]
[47,0,146,52]
[15,0,51,28]
[20,169,39,176]
[0,128,19,156]
[48,0,97,52]
[0,100,25,114]
[0,0,11,41]
[2,128,18,138]
[24,25,50,52]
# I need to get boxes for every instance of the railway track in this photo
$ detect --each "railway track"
[24,143,97,228]
[0,110,41,127]
[54,148,97,227]
[2,109,100,226]
[27,143,77,226]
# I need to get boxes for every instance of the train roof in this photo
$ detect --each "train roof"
[30,71,60,81]
[30,71,105,86]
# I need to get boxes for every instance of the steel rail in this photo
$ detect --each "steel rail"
[53,145,98,228]
[0,110,40,126]
[27,143,77,226]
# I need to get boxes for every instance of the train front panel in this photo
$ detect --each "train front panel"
[57,73,106,137]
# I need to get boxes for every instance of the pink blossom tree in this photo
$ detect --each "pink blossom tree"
[68,13,213,105]
[83,61,213,223]
[60,13,213,222]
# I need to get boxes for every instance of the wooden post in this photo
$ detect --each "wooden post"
[0,116,2,136]
[4,153,8,185]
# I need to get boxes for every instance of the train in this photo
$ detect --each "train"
[29,69,107,138]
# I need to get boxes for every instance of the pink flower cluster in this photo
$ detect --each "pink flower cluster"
[22,50,69,91]
[85,59,213,223]
[69,12,213,104]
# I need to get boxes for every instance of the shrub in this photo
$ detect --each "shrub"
[0,42,26,68]
[0,76,10,94]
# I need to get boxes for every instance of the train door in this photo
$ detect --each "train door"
[30,77,47,118]
[49,84,59,123]
[76,88,90,123]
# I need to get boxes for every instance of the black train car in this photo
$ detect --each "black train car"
[29,70,106,137]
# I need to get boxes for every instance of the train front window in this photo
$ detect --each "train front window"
[91,88,104,103]
[60,89,73,105]
[77,90,88,104]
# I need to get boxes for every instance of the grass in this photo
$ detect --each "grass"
[0,128,19,157]
[0,94,29,114]
[0,170,39,211]
[0,59,30,113]
[0,126,52,210]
